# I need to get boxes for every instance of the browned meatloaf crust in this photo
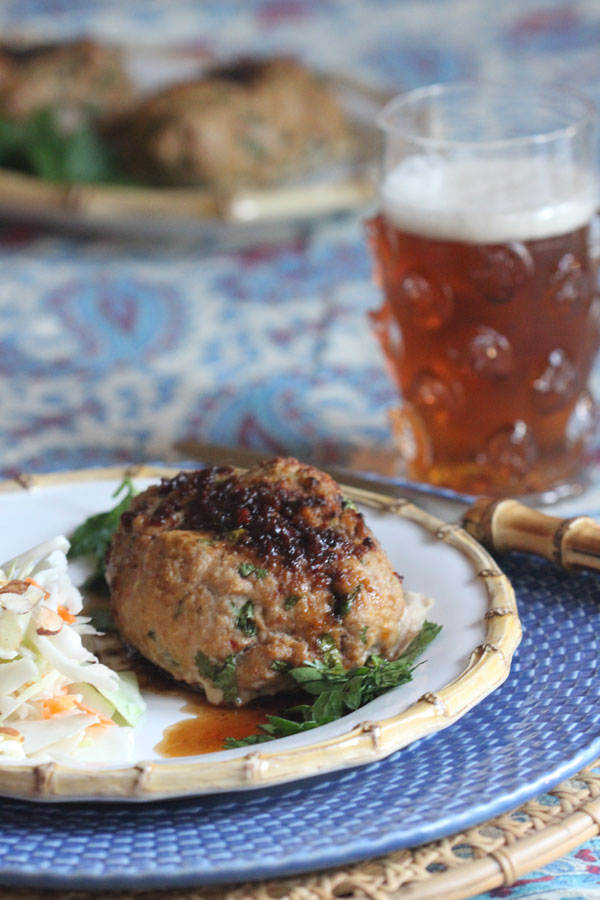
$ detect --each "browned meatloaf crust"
[106,457,428,706]
[118,57,352,188]
[0,39,135,122]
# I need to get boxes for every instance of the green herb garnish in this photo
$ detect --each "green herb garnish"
[283,594,301,610]
[0,108,125,183]
[235,600,257,637]
[271,659,291,673]
[333,583,362,619]
[196,651,239,704]
[238,563,268,580]
[224,621,441,748]
[316,632,343,668]
[342,497,357,511]
[68,477,137,592]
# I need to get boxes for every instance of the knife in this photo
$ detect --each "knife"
[174,440,600,575]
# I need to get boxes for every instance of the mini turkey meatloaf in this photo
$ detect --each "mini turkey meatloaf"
[0,39,135,122]
[106,458,429,706]
[118,57,352,188]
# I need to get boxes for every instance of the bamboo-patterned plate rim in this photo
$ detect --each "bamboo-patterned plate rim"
[0,465,521,801]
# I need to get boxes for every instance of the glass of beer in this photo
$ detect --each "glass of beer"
[367,81,600,498]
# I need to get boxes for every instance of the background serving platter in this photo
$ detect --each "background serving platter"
[0,44,383,243]
[0,465,520,802]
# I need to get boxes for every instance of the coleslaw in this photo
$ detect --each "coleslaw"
[0,535,145,761]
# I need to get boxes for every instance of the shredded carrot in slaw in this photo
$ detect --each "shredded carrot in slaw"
[42,695,78,718]
[57,605,76,624]
[74,701,115,727]
[24,577,50,601]
[42,694,115,726]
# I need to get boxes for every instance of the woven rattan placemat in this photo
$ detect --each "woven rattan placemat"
[3,757,600,900]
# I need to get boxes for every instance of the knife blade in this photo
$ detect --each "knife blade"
[174,440,600,574]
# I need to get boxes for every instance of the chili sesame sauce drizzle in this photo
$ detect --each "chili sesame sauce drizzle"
[122,466,375,589]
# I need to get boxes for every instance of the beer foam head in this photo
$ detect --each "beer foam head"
[380,155,598,243]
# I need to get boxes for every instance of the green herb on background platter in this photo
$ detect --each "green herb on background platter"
[224,620,442,748]
[68,477,137,593]
[0,108,125,183]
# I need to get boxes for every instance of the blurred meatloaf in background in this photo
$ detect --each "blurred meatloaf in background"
[106,458,430,706]
[0,44,355,192]
[116,57,353,188]
[0,38,135,122]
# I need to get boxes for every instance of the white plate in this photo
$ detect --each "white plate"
[0,466,520,801]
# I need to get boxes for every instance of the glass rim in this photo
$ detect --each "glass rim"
[377,80,599,150]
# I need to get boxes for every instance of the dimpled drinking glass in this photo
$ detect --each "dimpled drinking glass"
[367,81,600,497]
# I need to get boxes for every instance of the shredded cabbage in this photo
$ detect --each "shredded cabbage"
[0,536,145,762]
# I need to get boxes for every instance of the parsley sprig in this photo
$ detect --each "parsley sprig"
[0,108,125,183]
[224,620,441,748]
[68,477,137,592]
[196,651,239,704]
[235,600,257,636]
[238,563,268,580]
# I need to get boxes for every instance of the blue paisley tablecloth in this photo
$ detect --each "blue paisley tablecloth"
[3,2,600,898]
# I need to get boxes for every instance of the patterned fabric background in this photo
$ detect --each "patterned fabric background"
[2,0,600,484]
[2,1,600,897]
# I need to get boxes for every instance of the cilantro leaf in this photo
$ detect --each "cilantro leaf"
[271,659,290,673]
[235,600,257,636]
[238,563,268,580]
[0,108,125,183]
[316,633,344,669]
[68,477,137,591]
[196,651,240,705]
[224,621,441,749]
[332,583,362,619]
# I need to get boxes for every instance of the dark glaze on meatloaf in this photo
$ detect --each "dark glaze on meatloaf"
[106,457,428,705]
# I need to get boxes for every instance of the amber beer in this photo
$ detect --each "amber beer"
[368,152,599,496]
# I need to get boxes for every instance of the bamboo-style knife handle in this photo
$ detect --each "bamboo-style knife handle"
[463,498,600,572]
